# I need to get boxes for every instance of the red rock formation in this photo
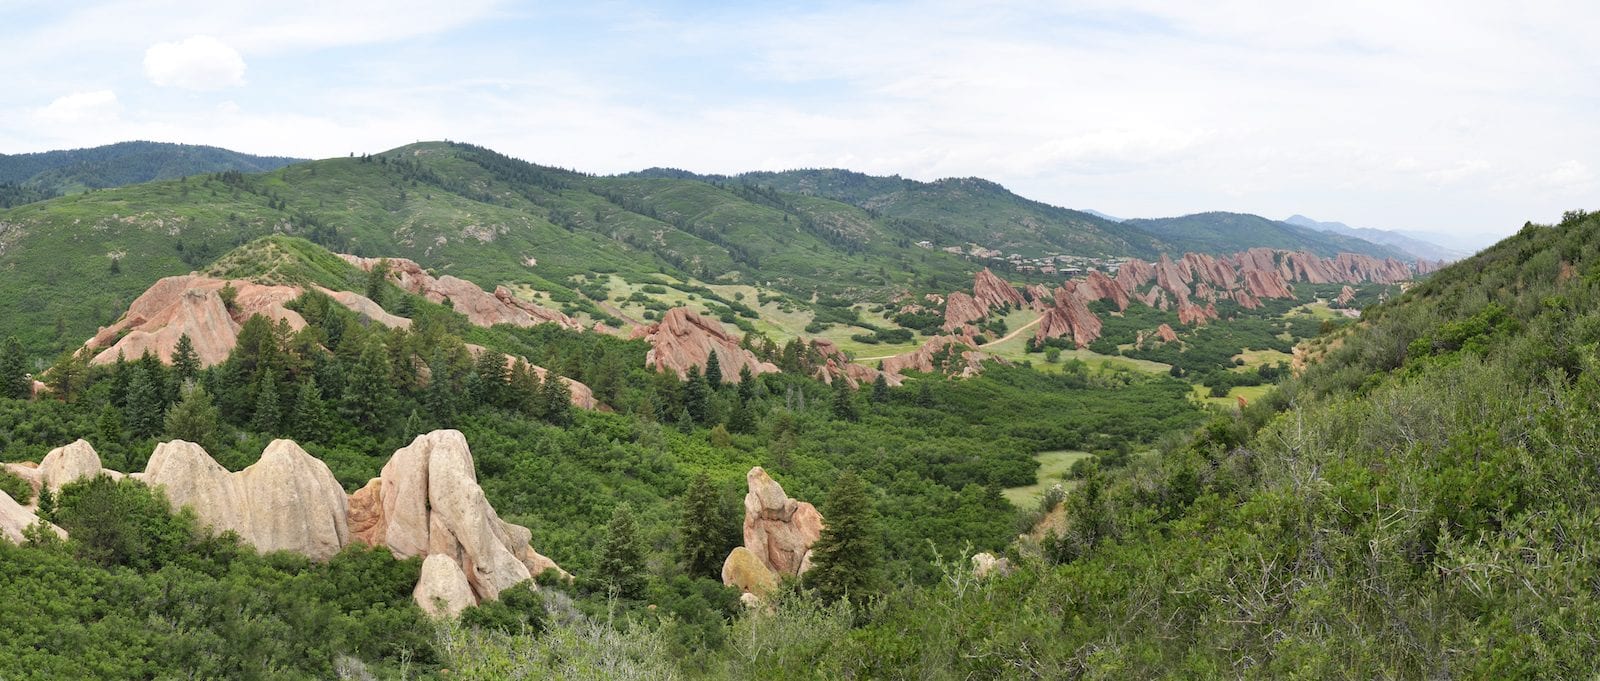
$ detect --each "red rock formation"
[1336,285,1356,305]
[1116,258,1156,294]
[1035,289,1102,348]
[972,268,1025,311]
[86,275,309,366]
[1156,324,1178,343]
[809,339,899,388]
[880,335,993,379]
[1240,269,1295,299]
[340,255,582,331]
[1182,252,1237,289]
[1231,288,1262,309]
[739,467,824,576]
[1079,270,1129,310]
[941,291,987,331]
[1024,284,1054,312]
[630,307,779,382]
[1177,299,1217,326]
[1153,254,1193,296]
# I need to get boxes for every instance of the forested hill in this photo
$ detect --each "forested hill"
[0,141,302,207]
[1125,210,1409,259]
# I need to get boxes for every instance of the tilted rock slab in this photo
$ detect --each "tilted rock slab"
[414,553,477,618]
[0,489,64,544]
[3,439,123,500]
[339,255,582,331]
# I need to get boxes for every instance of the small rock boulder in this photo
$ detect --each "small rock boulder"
[742,467,824,577]
[0,489,65,544]
[721,546,778,598]
[414,554,477,618]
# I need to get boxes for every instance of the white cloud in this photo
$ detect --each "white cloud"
[143,35,246,90]
[34,90,120,124]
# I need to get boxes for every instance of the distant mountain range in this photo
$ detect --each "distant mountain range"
[0,140,1430,354]
[0,141,302,207]
[1282,214,1467,261]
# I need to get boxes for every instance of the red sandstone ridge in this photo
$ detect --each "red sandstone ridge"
[339,255,582,331]
[1079,270,1129,310]
[1337,285,1356,305]
[942,291,987,332]
[1157,324,1178,343]
[86,275,350,366]
[1035,288,1102,348]
[880,335,995,379]
[972,268,1025,311]
[630,307,779,382]
[809,339,899,388]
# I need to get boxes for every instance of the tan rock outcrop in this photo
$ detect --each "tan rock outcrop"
[143,439,350,560]
[741,467,824,577]
[86,275,305,367]
[415,553,477,618]
[631,307,779,382]
[880,335,994,379]
[721,546,779,598]
[3,439,120,499]
[1,489,64,544]
[971,552,1013,579]
[354,430,562,604]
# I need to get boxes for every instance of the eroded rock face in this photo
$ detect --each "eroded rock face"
[1079,270,1129,311]
[941,291,986,332]
[143,439,351,561]
[415,554,477,618]
[972,268,1025,311]
[741,467,824,577]
[86,275,305,367]
[1337,285,1356,305]
[1035,289,1102,348]
[1156,323,1179,343]
[810,339,899,388]
[353,430,563,608]
[339,255,582,331]
[631,307,779,382]
[880,335,994,379]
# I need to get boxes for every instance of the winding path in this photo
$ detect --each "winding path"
[855,313,1044,361]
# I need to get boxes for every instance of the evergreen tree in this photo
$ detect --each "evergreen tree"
[96,404,126,469]
[871,373,891,404]
[727,399,755,434]
[831,378,859,422]
[343,338,396,433]
[365,258,391,308]
[171,334,201,385]
[124,363,164,439]
[0,336,29,399]
[46,350,88,402]
[291,379,329,441]
[703,351,723,388]
[597,503,647,599]
[473,350,509,409]
[164,385,221,451]
[805,470,881,603]
[251,378,281,435]
[679,473,728,578]
[736,365,755,404]
[540,372,572,426]
[684,366,710,424]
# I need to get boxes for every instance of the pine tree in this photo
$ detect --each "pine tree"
[736,365,756,403]
[679,473,728,578]
[343,338,396,432]
[366,258,391,308]
[124,363,164,438]
[251,378,281,435]
[540,372,572,426]
[172,334,201,385]
[473,350,509,409]
[805,471,881,603]
[0,336,29,399]
[831,378,859,422]
[96,404,126,469]
[703,351,723,388]
[164,385,220,450]
[46,350,88,402]
[597,503,647,599]
[727,399,755,434]
[871,373,890,404]
[684,366,710,424]
[291,379,329,441]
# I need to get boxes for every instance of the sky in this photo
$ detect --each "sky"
[2,1,1596,246]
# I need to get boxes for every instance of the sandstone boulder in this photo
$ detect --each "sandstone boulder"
[631,307,779,382]
[4,439,118,498]
[971,552,1013,579]
[741,467,824,576]
[721,546,779,598]
[415,554,477,618]
[1336,285,1356,306]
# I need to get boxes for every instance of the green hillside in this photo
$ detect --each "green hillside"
[0,141,302,203]
[1125,210,1408,258]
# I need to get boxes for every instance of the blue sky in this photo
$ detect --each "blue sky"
[2,0,1596,246]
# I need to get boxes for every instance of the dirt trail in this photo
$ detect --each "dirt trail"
[855,314,1043,361]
